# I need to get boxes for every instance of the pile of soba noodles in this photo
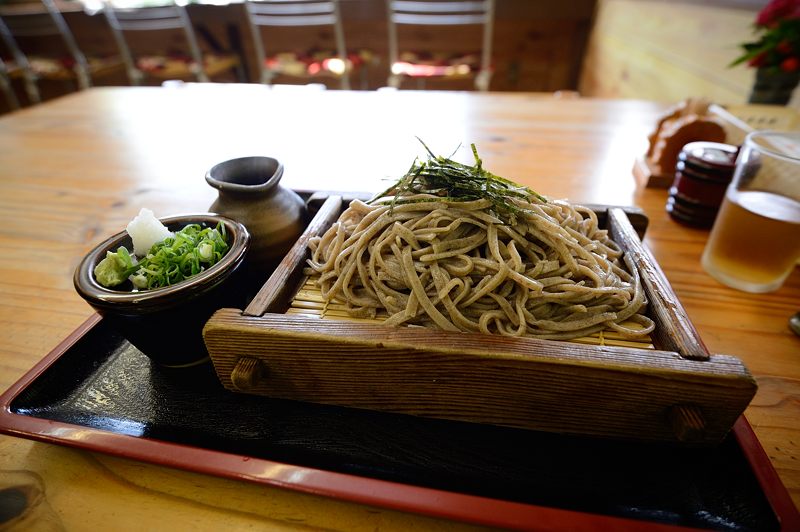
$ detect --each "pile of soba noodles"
[306,142,654,341]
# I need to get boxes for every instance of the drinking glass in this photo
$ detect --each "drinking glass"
[701,131,800,293]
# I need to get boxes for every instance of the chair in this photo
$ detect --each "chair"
[0,0,122,104]
[243,0,350,89]
[103,2,242,85]
[385,0,495,91]
[0,56,20,110]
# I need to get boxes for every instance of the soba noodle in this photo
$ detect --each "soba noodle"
[305,146,655,341]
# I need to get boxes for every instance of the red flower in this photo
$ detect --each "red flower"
[756,0,800,26]
[780,56,800,71]
[732,0,800,69]
[776,40,794,54]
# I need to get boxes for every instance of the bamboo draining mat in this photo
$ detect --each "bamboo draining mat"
[288,277,655,350]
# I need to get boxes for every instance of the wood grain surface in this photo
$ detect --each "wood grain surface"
[579,0,800,112]
[205,310,755,444]
[0,85,797,528]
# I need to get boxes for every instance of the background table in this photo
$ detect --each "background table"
[0,85,797,529]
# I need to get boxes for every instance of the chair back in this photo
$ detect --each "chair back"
[244,0,349,89]
[385,0,494,90]
[103,3,208,84]
[0,0,92,102]
[0,56,20,110]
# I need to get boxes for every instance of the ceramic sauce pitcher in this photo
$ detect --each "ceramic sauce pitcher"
[206,156,306,278]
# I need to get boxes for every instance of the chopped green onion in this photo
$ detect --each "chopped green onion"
[94,222,229,289]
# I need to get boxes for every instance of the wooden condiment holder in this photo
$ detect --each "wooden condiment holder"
[634,100,800,189]
[203,195,756,445]
[634,98,727,188]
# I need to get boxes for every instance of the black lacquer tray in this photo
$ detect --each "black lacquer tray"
[0,314,795,531]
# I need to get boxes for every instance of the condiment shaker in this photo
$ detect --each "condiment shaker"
[666,142,739,228]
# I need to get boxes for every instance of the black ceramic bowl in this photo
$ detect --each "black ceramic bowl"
[74,213,250,368]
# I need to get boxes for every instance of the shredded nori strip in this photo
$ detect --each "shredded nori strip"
[369,138,546,225]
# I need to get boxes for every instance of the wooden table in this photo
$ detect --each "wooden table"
[0,85,797,530]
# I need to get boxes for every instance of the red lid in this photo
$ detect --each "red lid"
[680,142,739,171]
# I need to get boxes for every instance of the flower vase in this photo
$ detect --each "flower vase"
[748,67,800,105]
